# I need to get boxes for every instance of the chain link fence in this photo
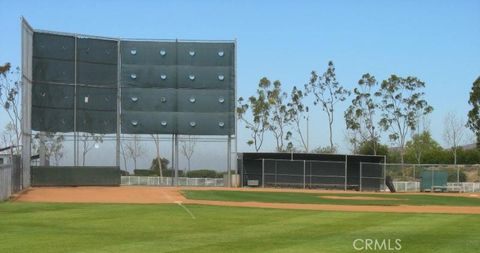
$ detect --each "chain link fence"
[121,176,224,187]
[259,159,347,190]
[360,162,480,192]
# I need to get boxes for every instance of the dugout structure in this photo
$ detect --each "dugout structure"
[238,153,385,191]
[20,18,237,187]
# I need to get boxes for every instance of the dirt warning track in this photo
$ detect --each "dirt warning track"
[14,186,480,214]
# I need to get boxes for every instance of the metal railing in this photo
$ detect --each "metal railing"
[392,181,480,193]
[121,176,224,187]
[361,162,480,192]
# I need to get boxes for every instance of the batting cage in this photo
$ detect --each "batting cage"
[20,18,237,187]
[238,153,385,191]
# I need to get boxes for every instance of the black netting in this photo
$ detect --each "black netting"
[32,82,74,109]
[31,31,235,135]
[32,58,74,84]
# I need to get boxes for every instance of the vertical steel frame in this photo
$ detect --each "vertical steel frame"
[20,18,33,189]
[359,162,363,191]
[303,160,306,189]
[262,158,265,188]
[73,36,78,166]
[116,40,121,167]
[344,155,348,191]
[383,155,387,191]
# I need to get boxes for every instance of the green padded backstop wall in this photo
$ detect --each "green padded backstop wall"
[31,166,121,186]
[31,31,236,136]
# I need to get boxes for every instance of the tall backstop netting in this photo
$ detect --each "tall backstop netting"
[21,18,237,187]
[238,153,386,191]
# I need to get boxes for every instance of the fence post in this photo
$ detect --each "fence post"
[431,168,434,192]
[413,164,416,181]
[383,158,393,192]
[456,165,460,183]
[274,160,277,187]
[344,155,348,191]
[359,162,362,192]
[262,159,265,188]
[303,160,306,189]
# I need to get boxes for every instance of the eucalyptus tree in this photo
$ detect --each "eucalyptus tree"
[0,63,21,154]
[443,112,466,165]
[467,77,480,148]
[237,78,271,152]
[377,75,433,164]
[79,133,104,166]
[266,79,291,152]
[151,134,163,177]
[180,135,197,175]
[287,86,309,152]
[344,73,381,155]
[305,61,349,151]
[32,132,65,166]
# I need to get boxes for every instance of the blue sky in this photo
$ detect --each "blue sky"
[1,0,479,156]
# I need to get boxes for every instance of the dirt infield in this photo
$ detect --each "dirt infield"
[14,186,480,214]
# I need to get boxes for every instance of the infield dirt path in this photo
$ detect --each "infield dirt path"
[14,186,480,214]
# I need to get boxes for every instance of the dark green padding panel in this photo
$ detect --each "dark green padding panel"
[420,171,448,191]
[31,166,120,186]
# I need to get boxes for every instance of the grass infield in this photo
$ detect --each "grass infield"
[181,190,480,206]
[0,202,479,253]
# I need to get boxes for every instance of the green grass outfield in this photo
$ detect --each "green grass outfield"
[0,202,479,253]
[182,190,480,206]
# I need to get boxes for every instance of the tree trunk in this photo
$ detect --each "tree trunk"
[154,136,163,178]
[328,121,334,150]
[453,149,457,165]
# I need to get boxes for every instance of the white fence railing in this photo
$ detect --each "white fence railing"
[0,164,12,201]
[121,176,224,187]
[393,181,480,192]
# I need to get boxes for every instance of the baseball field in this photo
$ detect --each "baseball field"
[1,187,479,253]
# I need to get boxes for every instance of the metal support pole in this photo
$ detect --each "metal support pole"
[171,134,174,186]
[303,160,306,189]
[413,164,416,180]
[262,158,265,188]
[232,38,238,185]
[227,135,231,187]
[344,155,348,191]
[456,165,460,183]
[431,168,434,192]
[39,132,46,166]
[359,162,363,192]
[174,134,179,186]
[115,40,121,167]
[274,160,277,187]
[73,36,78,166]
[383,159,387,192]
[21,18,33,189]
